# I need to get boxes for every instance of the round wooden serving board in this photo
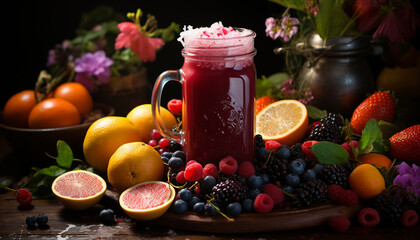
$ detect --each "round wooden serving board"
[105,189,362,233]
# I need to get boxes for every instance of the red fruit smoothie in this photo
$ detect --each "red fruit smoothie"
[178,22,256,165]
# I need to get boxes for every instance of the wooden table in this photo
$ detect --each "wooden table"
[1,136,420,239]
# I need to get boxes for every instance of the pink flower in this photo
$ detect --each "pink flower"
[265,17,281,40]
[396,5,420,39]
[279,16,299,42]
[115,22,164,63]
[372,11,405,43]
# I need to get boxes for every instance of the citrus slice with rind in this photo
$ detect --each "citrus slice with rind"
[256,99,308,146]
[119,181,175,221]
[51,170,107,211]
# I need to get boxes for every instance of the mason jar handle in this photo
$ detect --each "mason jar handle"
[151,70,182,143]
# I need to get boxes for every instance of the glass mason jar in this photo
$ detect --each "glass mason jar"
[151,28,257,165]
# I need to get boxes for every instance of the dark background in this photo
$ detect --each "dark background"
[2,0,419,108]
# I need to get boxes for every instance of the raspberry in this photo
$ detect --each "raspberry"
[237,161,255,179]
[358,207,380,227]
[176,171,187,185]
[341,140,359,159]
[401,210,418,228]
[338,189,359,206]
[301,140,318,161]
[16,189,32,206]
[327,185,344,202]
[328,215,351,232]
[263,183,285,205]
[186,160,197,167]
[167,99,182,115]
[203,163,218,178]
[253,193,274,213]
[184,163,203,182]
[219,156,238,175]
[265,140,281,151]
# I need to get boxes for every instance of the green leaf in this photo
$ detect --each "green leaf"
[33,165,66,178]
[306,105,327,120]
[358,119,385,154]
[315,0,354,39]
[312,141,349,165]
[269,0,307,12]
[56,140,74,169]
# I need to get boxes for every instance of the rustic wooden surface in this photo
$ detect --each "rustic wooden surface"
[1,136,420,239]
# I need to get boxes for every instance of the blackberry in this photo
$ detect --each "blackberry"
[216,172,247,185]
[318,164,349,188]
[308,113,343,143]
[211,179,248,208]
[295,178,328,207]
[289,143,305,160]
[255,134,265,148]
[370,193,403,225]
[254,155,288,186]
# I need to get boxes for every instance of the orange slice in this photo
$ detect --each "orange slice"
[256,99,308,146]
[51,170,107,211]
[119,181,175,221]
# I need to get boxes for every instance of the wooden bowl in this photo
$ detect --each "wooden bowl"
[0,103,114,167]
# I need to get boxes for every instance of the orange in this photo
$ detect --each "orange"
[51,170,107,211]
[256,99,308,146]
[28,98,81,129]
[349,164,386,200]
[359,153,393,171]
[107,142,164,193]
[83,116,141,172]
[126,104,177,142]
[2,90,39,128]
[119,181,175,221]
[53,82,93,118]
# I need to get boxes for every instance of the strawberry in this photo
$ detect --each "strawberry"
[389,124,420,162]
[256,96,277,114]
[350,91,395,135]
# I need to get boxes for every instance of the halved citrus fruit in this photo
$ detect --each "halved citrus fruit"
[51,170,107,211]
[256,99,308,146]
[119,181,175,221]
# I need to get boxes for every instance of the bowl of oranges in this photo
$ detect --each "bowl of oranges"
[0,82,114,167]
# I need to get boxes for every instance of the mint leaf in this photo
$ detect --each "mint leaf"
[315,0,355,39]
[56,140,74,169]
[33,165,66,177]
[358,119,385,154]
[312,141,349,165]
[306,105,327,120]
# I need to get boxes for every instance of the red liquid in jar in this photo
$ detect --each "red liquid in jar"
[181,60,256,165]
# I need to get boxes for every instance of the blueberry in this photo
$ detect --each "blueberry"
[26,215,37,228]
[226,202,242,216]
[205,203,220,216]
[257,147,270,159]
[178,189,192,201]
[302,169,316,181]
[188,196,201,209]
[161,156,169,164]
[242,198,254,212]
[201,175,217,193]
[193,202,206,214]
[248,175,263,189]
[99,209,115,225]
[249,188,262,199]
[172,150,186,160]
[173,199,188,214]
[259,173,270,185]
[296,158,307,169]
[168,157,184,169]
[313,163,324,174]
[275,146,291,159]
[288,160,305,175]
[285,173,300,187]
[161,151,173,160]
[282,185,294,194]
[36,213,48,226]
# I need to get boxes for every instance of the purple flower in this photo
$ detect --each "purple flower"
[279,16,299,42]
[394,162,420,198]
[265,17,281,40]
[74,50,113,92]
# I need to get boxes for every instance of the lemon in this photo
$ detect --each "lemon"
[107,142,164,193]
[126,104,177,142]
[51,170,107,211]
[83,116,141,172]
[119,181,175,221]
[256,99,309,146]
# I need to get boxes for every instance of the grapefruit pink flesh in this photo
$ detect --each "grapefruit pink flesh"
[121,182,171,210]
[53,171,105,198]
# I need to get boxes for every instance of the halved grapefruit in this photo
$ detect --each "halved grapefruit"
[256,99,308,146]
[51,170,107,211]
[119,181,175,221]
